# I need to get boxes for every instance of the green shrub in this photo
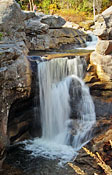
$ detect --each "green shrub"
[41,0,51,14]
[0,33,3,41]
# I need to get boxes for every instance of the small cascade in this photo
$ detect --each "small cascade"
[85,31,98,49]
[77,31,97,50]
[24,56,96,164]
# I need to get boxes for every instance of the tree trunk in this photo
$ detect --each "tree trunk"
[29,0,32,11]
[93,0,95,21]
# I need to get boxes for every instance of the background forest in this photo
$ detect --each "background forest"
[16,0,112,23]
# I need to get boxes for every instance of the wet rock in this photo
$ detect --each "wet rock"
[93,97,112,118]
[2,163,24,175]
[69,78,82,119]
[8,97,41,143]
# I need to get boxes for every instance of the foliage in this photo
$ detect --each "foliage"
[41,0,51,13]
[0,33,3,41]
[57,9,92,24]
[49,3,59,14]
[102,0,112,10]
[15,0,112,17]
[77,0,93,13]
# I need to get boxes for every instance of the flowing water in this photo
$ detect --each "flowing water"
[24,56,96,165]
[77,31,97,50]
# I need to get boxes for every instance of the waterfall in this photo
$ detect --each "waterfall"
[24,56,96,164]
[38,56,95,148]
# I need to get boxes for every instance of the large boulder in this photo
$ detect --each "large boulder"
[90,52,112,87]
[0,0,27,43]
[95,40,112,55]
[0,0,25,35]
[40,15,66,29]
[94,6,112,39]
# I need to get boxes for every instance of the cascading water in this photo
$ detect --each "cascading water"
[24,56,96,164]
[77,31,98,50]
[85,31,98,50]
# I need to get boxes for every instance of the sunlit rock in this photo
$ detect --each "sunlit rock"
[94,6,112,39]
[96,40,112,55]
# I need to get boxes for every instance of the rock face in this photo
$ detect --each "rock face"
[85,6,112,95]
[0,42,31,167]
[0,0,32,167]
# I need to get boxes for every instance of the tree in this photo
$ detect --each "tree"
[96,0,102,14]
[29,0,34,11]
[93,0,95,21]
[93,0,102,21]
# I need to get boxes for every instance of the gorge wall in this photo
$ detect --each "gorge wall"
[0,0,32,167]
